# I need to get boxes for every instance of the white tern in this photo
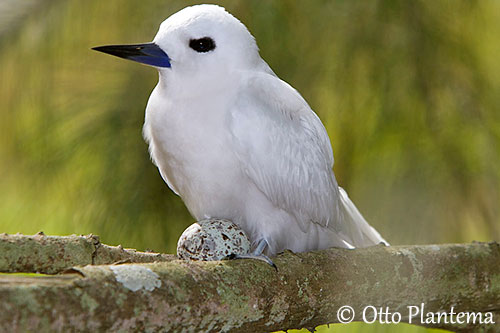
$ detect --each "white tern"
[93,4,388,259]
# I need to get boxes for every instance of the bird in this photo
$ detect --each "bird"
[92,4,388,262]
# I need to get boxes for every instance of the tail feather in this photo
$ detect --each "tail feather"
[338,187,389,247]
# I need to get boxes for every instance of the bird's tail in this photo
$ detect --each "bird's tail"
[338,187,389,247]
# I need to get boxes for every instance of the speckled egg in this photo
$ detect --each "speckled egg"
[177,219,251,261]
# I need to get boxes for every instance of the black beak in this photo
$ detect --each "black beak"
[92,43,171,68]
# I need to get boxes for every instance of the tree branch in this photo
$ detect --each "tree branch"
[0,234,498,332]
[0,233,175,274]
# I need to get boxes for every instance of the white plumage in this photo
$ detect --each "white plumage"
[99,4,388,256]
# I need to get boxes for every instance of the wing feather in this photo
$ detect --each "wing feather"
[230,72,344,233]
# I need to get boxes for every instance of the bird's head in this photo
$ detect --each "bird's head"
[92,5,260,82]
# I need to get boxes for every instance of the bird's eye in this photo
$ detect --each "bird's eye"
[189,37,216,53]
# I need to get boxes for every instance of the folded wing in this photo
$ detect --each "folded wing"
[229,72,387,247]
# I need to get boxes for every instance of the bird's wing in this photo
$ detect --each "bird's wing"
[230,72,344,233]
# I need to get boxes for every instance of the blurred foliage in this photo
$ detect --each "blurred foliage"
[0,1,498,332]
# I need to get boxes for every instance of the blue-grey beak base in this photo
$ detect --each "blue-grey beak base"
[92,43,171,68]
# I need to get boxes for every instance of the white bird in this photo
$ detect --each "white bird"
[93,4,388,260]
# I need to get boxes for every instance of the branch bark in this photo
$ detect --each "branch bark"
[0,234,498,332]
[0,233,175,274]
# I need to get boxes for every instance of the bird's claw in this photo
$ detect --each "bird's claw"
[224,253,277,270]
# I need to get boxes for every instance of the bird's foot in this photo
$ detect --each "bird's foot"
[224,239,277,270]
[225,252,277,270]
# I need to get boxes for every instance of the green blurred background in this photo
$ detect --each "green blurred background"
[0,1,498,332]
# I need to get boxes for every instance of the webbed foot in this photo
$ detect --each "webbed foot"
[225,252,277,270]
[224,239,277,270]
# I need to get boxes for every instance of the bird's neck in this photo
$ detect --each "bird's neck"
[158,70,239,100]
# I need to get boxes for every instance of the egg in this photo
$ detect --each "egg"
[177,219,251,261]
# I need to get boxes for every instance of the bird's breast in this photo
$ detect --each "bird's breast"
[144,89,244,219]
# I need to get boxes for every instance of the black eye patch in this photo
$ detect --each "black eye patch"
[189,37,216,53]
